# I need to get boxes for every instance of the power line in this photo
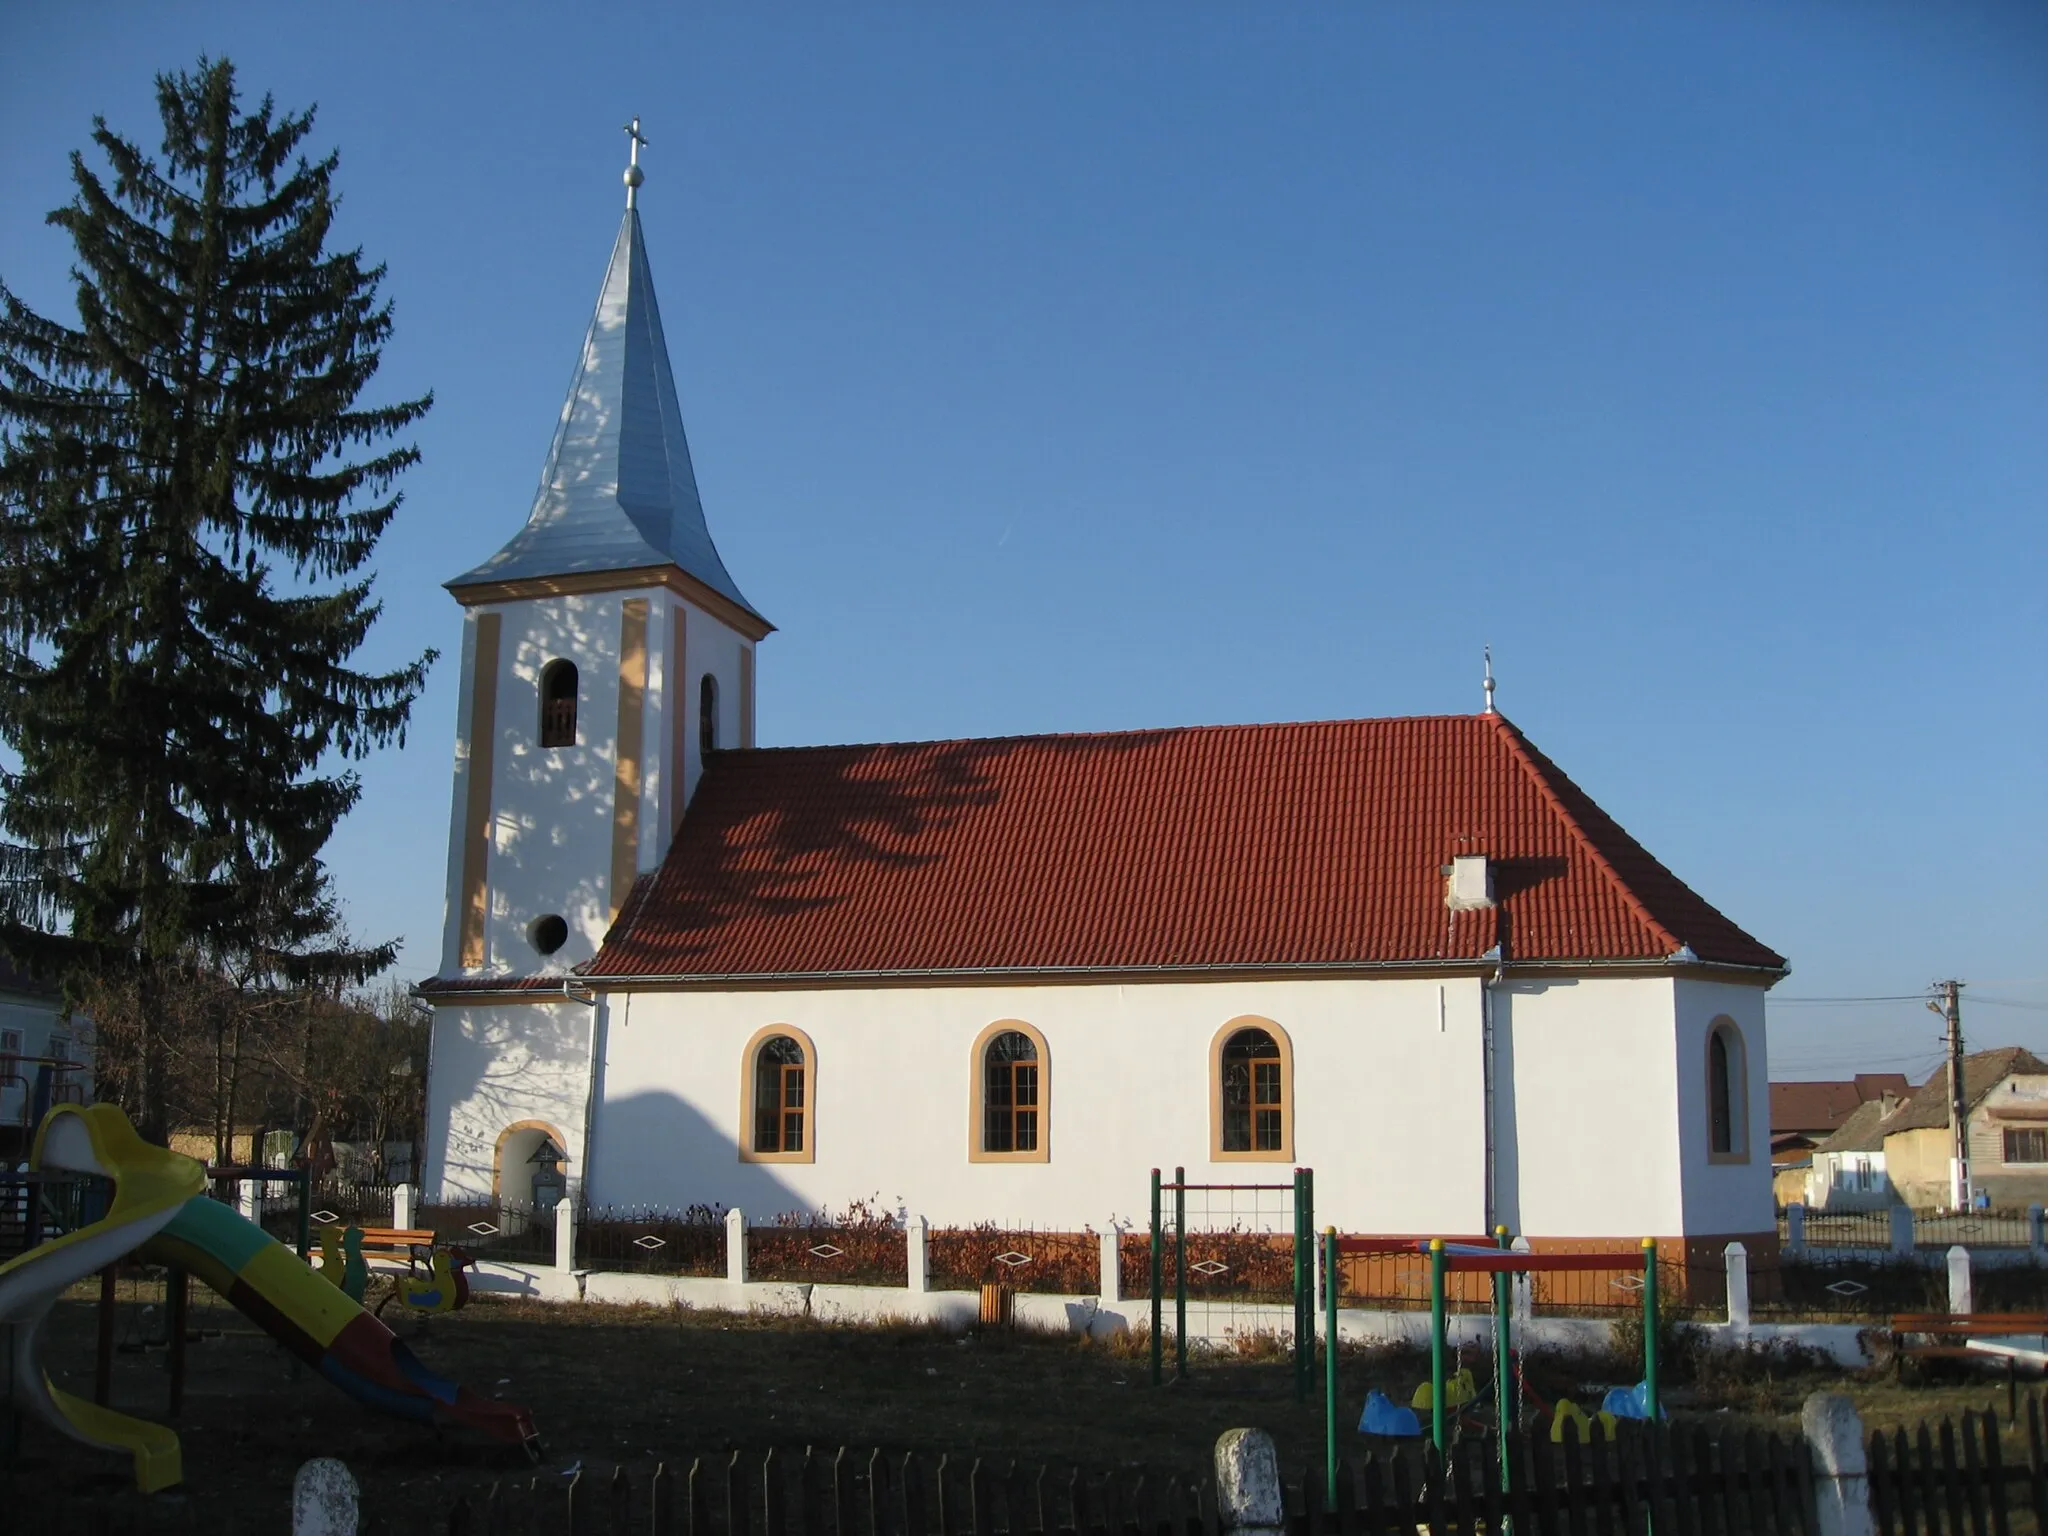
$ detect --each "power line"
[1769,995,1929,1005]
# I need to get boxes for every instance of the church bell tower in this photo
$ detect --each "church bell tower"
[436,121,770,978]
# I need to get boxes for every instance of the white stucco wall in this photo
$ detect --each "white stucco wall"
[1493,975,1686,1238]
[420,1000,596,1201]
[582,977,1492,1234]
[1673,977,1774,1234]
[437,591,752,979]
[424,969,1776,1240]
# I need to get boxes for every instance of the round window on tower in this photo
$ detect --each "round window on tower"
[528,914,569,957]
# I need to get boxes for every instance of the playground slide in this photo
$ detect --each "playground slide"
[1,1104,538,1492]
[0,1103,199,1490]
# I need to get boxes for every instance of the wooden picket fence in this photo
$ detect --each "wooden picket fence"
[1867,1391,2048,1533]
[29,1394,2048,1533]
[433,1427,1820,1536]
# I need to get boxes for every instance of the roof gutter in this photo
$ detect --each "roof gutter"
[415,952,1785,1002]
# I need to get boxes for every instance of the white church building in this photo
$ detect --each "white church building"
[418,148,1787,1268]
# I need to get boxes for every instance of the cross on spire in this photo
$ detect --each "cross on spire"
[623,116,648,209]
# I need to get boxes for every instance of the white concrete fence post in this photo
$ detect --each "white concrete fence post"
[292,1457,360,1536]
[1889,1205,1916,1257]
[1099,1225,1122,1306]
[1724,1241,1751,1338]
[392,1184,415,1231]
[2030,1204,2045,1256]
[1802,1393,1875,1536]
[727,1208,748,1285]
[1784,1203,1806,1256]
[554,1196,575,1272]
[1213,1429,1286,1536]
[1947,1245,1972,1315]
[906,1215,928,1294]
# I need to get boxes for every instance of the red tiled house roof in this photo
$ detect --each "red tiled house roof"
[561,712,1782,985]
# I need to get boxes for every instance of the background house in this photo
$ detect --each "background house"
[1878,1047,2048,1210]
[1803,1098,1897,1210]
[1769,1074,1913,1168]
[0,959,90,1161]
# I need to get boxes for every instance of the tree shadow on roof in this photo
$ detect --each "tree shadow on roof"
[596,732,1168,971]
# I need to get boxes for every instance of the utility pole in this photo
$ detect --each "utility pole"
[1937,980,1969,1212]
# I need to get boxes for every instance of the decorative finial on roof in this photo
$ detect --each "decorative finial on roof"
[1482,646,1496,714]
[623,116,648,209]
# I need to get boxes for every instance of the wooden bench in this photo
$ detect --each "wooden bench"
[1890,1313,2048,1408]
[313,1224,439,1271]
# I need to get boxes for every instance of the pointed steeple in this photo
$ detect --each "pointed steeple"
[448,166,766,629]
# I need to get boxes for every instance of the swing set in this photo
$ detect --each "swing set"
[1319,1229,1663,1502]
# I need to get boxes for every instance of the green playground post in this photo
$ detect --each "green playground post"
[1428,1237,1447,1453]
[1149,1169,1162,1387]
[1173,1166,1188,1382]
[1294,1168,1315,1402]
[1641,1237,1660,1419]
[1493,1225,1512,1490]
[1323,1226,1339,1505]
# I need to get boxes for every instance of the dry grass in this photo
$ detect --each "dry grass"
[13,1286,2035,1530]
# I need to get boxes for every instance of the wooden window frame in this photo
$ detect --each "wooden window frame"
[739,1024,816,1164]
[969,1020,1050,1164]
[1210,1017,1294,1162]
[2004,1127,2048,1166]
[1705,1017,1750,1165]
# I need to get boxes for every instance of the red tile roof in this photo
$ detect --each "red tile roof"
[576,712,1783,983]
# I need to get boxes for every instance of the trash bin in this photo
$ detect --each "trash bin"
[978,1280,1014,1328]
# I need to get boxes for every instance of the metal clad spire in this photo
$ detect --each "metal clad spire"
[1483,647,1496,714]
[445,121,766,626]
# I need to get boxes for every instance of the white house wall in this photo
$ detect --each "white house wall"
[1492,976,1686,1239]
[0,992,82,1128]
[584,978,1489,1234]
[439,592,754,980]
[1673,977,1773,1233]
[486,592,629,970]
[422,1000,596,1200]
[426,971,1768,1240]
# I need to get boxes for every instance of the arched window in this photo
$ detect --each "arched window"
[1212,1019,1293,1161]
[1706,1018,1748,1161]
[740,1026,815,1163]
[539,659,578,748]
[699,673,719,756]
[970,1021,1050,1162]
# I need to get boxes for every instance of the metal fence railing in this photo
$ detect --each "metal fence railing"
[419,1195,556,1267]
[578,1205,726,1277]
[749,1215,908,1287]
[1778,1205,2041,1250]
[927,1226,1097,1294]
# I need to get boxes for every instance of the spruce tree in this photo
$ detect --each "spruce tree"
[0,59,432,1140]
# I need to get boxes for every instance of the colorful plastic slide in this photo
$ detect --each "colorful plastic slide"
[0,1104,538,1491]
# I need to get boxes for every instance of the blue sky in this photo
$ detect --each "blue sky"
[3,4,2042,1080]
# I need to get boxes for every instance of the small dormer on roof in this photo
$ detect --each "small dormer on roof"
[448,123,767,632]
